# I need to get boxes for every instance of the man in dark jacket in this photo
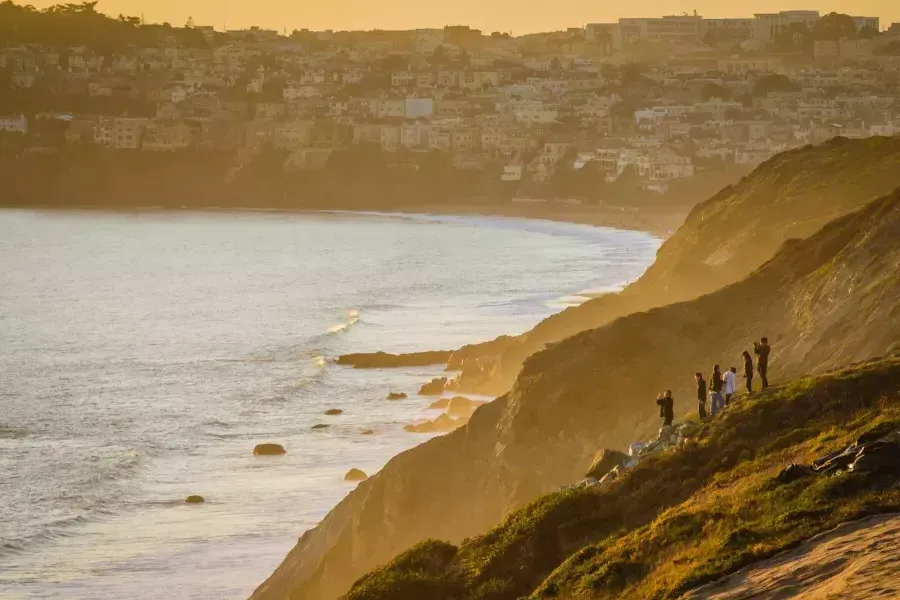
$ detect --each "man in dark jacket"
[754,337,771,389]
[656,390,674,427]
[695,373,707,420]
[710,365,725,415]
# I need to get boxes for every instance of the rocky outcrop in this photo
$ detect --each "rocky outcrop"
[324,409,344,416]
[418,377,448,396]
[445,397,488,418]
[184,495,205,504]
[344,469,368,482]
[386,392,407,401]
[404,413,461,434]
[251,167,900,600]
[311,424,330,430]
[336,351,453,369]
[253,443,286,456]
[584,449,628,480]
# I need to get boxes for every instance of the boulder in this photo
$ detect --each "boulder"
[253,443,286,456]
[386,392,408,401]
[628,442,646,457]
[446,397,488,418]
[184,495,205,504]
[404,421,436,434]
[585,449,628,480]
[432,413,458,431]
[774,463,815,484]
[418,377,448,396]
[849,442,900,473]
[658,426,675,443]
[361,429,375,435]
[325,409,344,416]
[623,458,641,470]
[429,398,452,410]
[344,468,368,481]
[599,466,621,484]
[311,424,330,430]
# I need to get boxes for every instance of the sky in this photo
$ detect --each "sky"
[25,1,900,35]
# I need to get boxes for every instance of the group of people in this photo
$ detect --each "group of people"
[656,338,772,427]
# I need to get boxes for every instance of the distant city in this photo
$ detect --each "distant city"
[1,3,899,197]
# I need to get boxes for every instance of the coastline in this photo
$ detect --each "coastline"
[10,201,685,240]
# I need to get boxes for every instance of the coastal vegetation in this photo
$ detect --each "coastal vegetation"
[341,355,900,599]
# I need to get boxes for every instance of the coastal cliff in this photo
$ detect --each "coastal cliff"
[449,135,900,395]
[251,138,900,600]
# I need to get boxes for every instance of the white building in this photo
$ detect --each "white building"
[750,11,819,49]
[405,98,434,119]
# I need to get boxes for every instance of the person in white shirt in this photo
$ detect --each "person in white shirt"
[724,367,737,407]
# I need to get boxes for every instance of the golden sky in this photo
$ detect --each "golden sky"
[26,0,900,34]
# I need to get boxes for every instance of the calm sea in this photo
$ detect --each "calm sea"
[0,209,660,599]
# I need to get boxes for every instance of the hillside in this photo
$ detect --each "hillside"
[449,136,900,394]
[343,354,900,599]
[251,177,900,597]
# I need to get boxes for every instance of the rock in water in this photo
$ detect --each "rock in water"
[325,409,344,416]
[361,429,375,435]
[184,495,205,504]
[585,449,629,480]
[344,468,368,481]
[418,377,448,396]
[387,392,408,400]
[432,413,458,431]
[311,424,330,430]
[336,351,453,369]
[429,398,452,410]
[253,443,286,456]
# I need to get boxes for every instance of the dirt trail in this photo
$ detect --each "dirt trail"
[685,514,900,600]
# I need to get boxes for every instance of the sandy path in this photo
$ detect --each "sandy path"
[683,514,900,600]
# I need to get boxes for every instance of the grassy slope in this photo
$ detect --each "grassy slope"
[345,355,900,600]
[464,136,900,394]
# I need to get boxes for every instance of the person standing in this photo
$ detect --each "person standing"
[742,350,754,395]
[724,367,737,406]
[656,390,674,427]
[754,337,771,390]
[695,372,707,420]
[710,365,724,416]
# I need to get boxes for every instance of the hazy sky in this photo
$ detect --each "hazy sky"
[27,1,900,34]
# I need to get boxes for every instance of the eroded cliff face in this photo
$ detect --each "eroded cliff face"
[455,136,900,395]
[251,140,900,600]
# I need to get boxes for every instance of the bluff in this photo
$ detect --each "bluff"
[343,354,900,599]
[251,148,900,599]
[449,136,900,394]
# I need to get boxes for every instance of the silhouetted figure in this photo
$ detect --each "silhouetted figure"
[724,367,737,406]
[754,337,771,389]
[710,365,725,415]
[695,373,707,420]
[656,390,674,427]
[742,351,754,394]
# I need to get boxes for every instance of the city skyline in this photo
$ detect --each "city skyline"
[19,0,900,34]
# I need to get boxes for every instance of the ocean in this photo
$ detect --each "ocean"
[0,209,660,599]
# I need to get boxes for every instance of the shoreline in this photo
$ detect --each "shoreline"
[6,201,685,239]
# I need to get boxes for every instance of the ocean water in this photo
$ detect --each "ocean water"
[0,209,660,600]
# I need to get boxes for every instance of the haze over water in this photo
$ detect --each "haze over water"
[0,209,659,599]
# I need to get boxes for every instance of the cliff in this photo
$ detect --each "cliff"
[451,136,900,394]
[344,354,900,599]
[251,145,900,599]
